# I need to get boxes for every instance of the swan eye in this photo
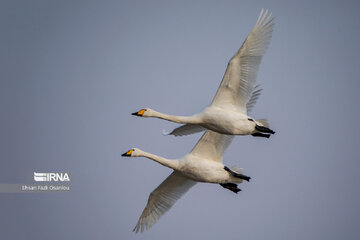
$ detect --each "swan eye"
[248,118,254,122]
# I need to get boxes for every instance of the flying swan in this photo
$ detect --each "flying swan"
[132,9,275,138]
[122,130,250,233]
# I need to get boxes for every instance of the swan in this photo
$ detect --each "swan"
[132,9,275,138]
[122,130,250,233]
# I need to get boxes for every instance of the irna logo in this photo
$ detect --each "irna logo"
[34,172,70,182]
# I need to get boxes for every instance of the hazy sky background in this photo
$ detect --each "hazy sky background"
[1,0,360,239]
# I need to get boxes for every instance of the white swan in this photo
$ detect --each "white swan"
[122,130,250,233]
[132,9,275,138]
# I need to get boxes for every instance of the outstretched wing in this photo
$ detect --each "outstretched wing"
[133,171,196,233]
[211,9,274,113]
[190,130,234,162]
[166,124,206,136]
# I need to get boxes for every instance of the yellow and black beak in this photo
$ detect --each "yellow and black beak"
[131,109,146,116]
[122,149,133,157]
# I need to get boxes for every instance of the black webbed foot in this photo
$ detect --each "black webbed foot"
[255,125,275,134]
[224,166,251,182]
[220,183,241,194]
[251,132,270,138]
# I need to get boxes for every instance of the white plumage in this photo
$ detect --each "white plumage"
[132,9,275,137]
[133,172,195,233]
[123,130,246,233]
[125,9,276,233]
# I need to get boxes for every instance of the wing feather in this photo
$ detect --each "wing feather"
[166,124,206,136]
[190,130,234,162]
[133,171,196,233]
[211,9,274,112]
[246,85,262,114]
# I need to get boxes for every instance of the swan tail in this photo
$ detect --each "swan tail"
[229,166,243,174]
[255,118,269,128]
[166,124,205,136]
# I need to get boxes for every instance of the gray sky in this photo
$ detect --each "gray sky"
[1,0,360,239]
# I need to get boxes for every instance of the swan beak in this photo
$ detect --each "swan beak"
[122,149,133,157]
[131,109,146,116]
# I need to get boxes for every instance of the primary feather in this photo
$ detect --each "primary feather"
[133,172,196,233]
[211,8,274,112]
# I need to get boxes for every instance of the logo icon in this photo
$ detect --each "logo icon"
[34,172,70,182]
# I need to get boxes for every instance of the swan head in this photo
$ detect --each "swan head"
[121,148,142,157]
[131,108,153,117]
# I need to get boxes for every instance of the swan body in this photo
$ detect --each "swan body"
[200,106,256,135]
[177,154,243,184]
[127,149,242,184]
[122,130,249,233]
[132,9,275,137]
[139,106,265,135]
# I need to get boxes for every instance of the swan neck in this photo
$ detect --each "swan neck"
[141,151,179,170]
[152,110,196,124]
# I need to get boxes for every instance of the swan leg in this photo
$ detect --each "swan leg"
[220,183,241,194]
[255,125,275,134]
[224,166,251,182]
[251,132,270,138]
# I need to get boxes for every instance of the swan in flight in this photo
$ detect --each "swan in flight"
[132,9,275,138]
[122,130,250,233]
